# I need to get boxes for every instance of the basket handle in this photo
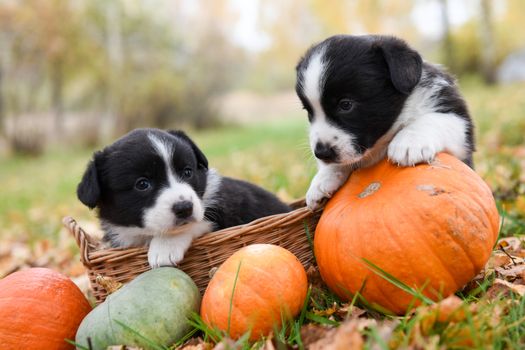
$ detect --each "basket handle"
[62,216,96,267]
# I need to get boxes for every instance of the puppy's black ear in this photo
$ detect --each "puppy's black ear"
[377,37,422,95]
[77,153,102,209]
[168,130,209,169]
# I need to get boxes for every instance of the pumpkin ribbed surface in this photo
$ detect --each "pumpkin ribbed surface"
[200,244,308,340]
[314,153,499,315]
[0,268,92,350]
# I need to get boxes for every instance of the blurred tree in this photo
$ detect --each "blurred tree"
[310,0,416,39]
[97,0,242,131]
[254,0,315,90]
[80,0,124,140]
[249,0,418,92]
[171,0,245,127]
[499,0,525,52]
[0,3,15,136]
[0,63,3,135]
[0,33,7,137]
[480,0,496,84]
[0,0,244,149]
[439,0,455,72]
[448,0,525,79]
[19,0,84,136]
[0,0,94,141]
[178,29,243,128]
[104,1,123,138]
[353,0,416,39]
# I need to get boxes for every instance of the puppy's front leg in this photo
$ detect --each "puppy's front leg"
[388,112,468,166]
[306,162,352,210]
[148,222,212,268]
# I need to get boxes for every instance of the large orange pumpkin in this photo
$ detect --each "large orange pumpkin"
[200,244,308,340]
[314,153,499,315]
[0,268,92,350]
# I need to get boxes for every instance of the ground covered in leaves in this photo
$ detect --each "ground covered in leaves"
[2,231,525,349]
[172,235,525,350]
[1,81,525,349]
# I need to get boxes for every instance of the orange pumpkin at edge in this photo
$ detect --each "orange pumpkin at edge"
[0,267,92,350]
[314,153,499,315]
[200,244,308,341]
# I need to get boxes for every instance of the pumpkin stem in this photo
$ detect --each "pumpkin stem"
[96,275,123,294]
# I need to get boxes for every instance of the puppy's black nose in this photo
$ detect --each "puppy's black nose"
[314,143,337,162]
[172,201,193,219]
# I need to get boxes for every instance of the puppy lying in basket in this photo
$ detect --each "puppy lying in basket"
[77,128,291,268]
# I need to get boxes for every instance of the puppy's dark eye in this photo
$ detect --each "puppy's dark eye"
[135,178,151,191]
[182,167,193,178]
[338,98,354,112]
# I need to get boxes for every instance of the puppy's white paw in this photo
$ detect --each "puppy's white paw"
[388,130,438,166]
[306,185,326,211]
[306,170,346,210]
[148,236,187,268]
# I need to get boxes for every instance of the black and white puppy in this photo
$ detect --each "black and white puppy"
[77,128,291,267]
[295,35,474,209]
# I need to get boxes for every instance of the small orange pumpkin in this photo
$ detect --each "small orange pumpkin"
[0,268,92,350]
[200,244,308,340]
[314,153,499,315]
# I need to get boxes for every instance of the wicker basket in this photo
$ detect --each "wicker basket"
[63,200,321,304]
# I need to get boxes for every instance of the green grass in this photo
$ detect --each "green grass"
[193,118,315,199]
[361,258,435,308]
[0,118,315,242]
[461,78,525,236]
[227,260,243,336]
[1,80,525,349]
[1,79,523,243]
[0,146,94,243]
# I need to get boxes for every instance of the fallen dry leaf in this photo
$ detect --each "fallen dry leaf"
[439,307,499,348]
[419,295,466,335]
[390,324,442,350]
[176,337,212,350]
[212,338,239,350]
[306,264,324,289]
[259,338,277,350]
[0,241,31,277]
[498,237,523,252]
[178,343,212,350]
[393,295,505,349]
[300,323,332,348]
[312,303,338,317]
[96,274,124,294]
[487,252,511,269]
[257,334,293,350]
[495,264,525,282]
[308,320,364,350]
[0,227,91,300]
[334,303,367,319]
[461,268,492,296]
[368,321,399,350]
[464,239,525,295]
[486,278,525,299]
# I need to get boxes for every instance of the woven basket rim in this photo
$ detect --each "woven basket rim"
[62,198,323,303]
[63,198,319,266]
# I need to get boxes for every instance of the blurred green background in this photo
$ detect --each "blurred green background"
[0,0,524,264]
